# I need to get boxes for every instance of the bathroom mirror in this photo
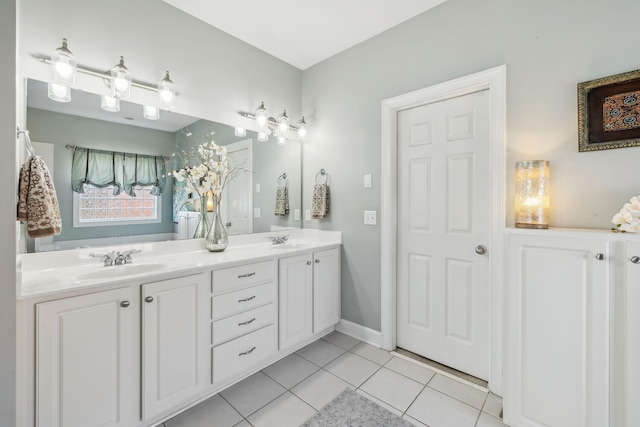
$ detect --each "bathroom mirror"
[23,78,302,252]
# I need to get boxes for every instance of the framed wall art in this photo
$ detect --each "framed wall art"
[578,68,640,152]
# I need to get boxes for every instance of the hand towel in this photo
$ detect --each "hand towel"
[17,156,62,238]
[311,183,330,219]
[275,185,290,216]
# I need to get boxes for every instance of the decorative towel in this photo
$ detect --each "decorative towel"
[275,185,290,216]
[17,156,62,238]
[311,183,330,219]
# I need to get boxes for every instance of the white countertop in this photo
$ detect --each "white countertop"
[17,229,341,300]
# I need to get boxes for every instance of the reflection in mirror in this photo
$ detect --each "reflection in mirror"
[24,79,302,252]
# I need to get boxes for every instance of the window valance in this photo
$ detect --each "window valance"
[71,147,166,196]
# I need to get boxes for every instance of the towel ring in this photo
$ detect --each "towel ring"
[315,169,328,185]
[278,173,288,187]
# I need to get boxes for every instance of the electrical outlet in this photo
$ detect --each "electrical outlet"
[305,210,311,221]
[254,208,261,218]
[364,210,377,225]
[364,174,372,188]
[295,209,300,220]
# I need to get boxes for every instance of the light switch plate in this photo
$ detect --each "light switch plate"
[364,174,372,188]
[295,209,300,220]
[305,210,311,221]
[364,210,376,225]
[255,183,261,193]
[254,208,261,218]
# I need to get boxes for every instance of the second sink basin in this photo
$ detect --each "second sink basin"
[77,263,167,281]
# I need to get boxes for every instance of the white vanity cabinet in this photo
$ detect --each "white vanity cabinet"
[141,273,210,419]
[177,211,200,240]
[279,247,341,351]
[625,241,640,426]
[505,232,610,427]
[36,287,137,427]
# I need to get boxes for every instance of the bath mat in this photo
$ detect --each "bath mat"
[301,388,414,427]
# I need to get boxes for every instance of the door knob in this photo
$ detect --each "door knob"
[631,256,640,264]
[595,253,605,261]
[475,245,487,255]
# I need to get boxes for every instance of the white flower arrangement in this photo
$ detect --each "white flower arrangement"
[170,133,241,200]
[611,195,640,232]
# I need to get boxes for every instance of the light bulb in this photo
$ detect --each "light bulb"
[55,62,73,79]
[143,105,160,120]
[160,89,173,105]
[101,95,120,112]
[255,102,267,130]
[114,77,129,93]
[158,71,175,109]
[277,110,289,137]
[48,83,71,102]
[297,117,307,141]
[277,136,287,146]
[51,38,76,86]
[111,56,131,98]
[258,132,268,142]
[234,127,246,137]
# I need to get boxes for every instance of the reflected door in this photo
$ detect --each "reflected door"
[396,90,491,380]
[223,139,253,235]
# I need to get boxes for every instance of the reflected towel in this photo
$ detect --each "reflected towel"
[311,184,330,219]
[17,156,62,238]
[275,185,289,216]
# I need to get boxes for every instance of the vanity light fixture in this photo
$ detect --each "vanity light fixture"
[111,56,132,99]
[158,71,175,110]
[101,94,120,112]
[143,105,160,120]
[237,103,308,142]
[515,160,550,229]
[234,127,247,137]
[50,38,76,86]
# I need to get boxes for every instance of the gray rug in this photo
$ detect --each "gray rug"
[301,389,414,427]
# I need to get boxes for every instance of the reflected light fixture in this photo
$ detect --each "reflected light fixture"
[101,95,120,112]
[296,117,307,141]
[255,102,267,130]
[143,105,160,120]
[158,71,175,110]
[48,83,71,103]
[111,56,131,99]
[277,110,289,137]
[234,127,246,137]
[237,103,308,142]
[50,38,76,86]
[515,160,550,229]
[257,132,268,142]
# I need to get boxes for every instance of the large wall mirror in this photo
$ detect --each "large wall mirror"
[23,78,302,252]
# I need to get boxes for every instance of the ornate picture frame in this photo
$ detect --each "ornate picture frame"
[578,69,640,152]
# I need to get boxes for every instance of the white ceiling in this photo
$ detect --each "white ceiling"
[162,0,448,70]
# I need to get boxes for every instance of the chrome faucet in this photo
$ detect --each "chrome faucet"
[114,249,142,265]
[89,251,117,267]
[271,235,289,245]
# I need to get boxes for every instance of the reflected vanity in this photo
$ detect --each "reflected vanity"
[23,78,302,252]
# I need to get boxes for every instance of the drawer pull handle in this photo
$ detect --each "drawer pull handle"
[238,317,256,326]
[239,346,256,357]
[238,272,256,278]
[238,295,256,303]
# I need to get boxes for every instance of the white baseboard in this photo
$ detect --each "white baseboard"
[335,319,382,348]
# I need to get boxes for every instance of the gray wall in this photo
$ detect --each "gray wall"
[301,0,640,331]
[0,0,16,424]
[27,108,176,242]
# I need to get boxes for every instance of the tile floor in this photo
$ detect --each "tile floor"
[163,332,508,427]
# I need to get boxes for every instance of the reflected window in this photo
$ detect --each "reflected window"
[73,183,161,228]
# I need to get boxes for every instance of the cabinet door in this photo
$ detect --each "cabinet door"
[626,241,640,426]
[313,248,341,332]
[505,235,609,427]
[279,253,313,350]
[177,213,188,239]
[37,287,136,427]
[142,273,210,419]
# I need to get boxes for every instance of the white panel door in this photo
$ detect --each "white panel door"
[505,234,609,427]
[223,139,253,235]
[396,90,491,380]
[36,287,136,427]
[142,273,210,419]
[279,253,313,350]
[313,248,341,333]
[626,241,640,427]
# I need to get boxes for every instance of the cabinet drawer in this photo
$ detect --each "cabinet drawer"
[213,324,277,383]
[212,282,277,320]
[212,260,276,293]
[212,303,276,346]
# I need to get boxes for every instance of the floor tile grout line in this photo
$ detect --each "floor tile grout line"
[424,376,488,412]
[399,382,428,418]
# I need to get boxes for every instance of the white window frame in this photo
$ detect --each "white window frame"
[72,184,162,228]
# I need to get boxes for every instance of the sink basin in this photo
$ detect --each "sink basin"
[77,263,167,280]
[271,242,309,249]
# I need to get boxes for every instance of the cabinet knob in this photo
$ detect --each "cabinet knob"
[145,296,154,303]
[595,253,605,261]
[307,261,311,265]
[475,245,487,255]
[631,256,640,264]
[315,259,320,263]
[226,222,232,227]
[120,301,130,308]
